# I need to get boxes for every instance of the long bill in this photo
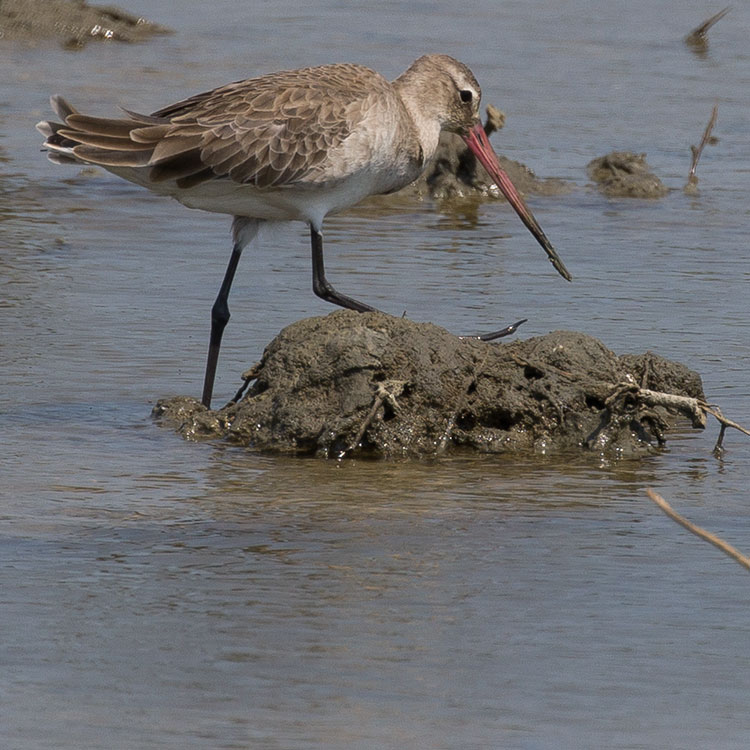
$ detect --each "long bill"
[462,122,572,282]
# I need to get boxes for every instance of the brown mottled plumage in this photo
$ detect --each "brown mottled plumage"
[37,54,570,408]
[39,61,430,206]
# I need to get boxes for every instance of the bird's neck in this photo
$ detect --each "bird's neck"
[392,72,443,164]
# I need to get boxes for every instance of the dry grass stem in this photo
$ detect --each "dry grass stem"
[646,489,750,572]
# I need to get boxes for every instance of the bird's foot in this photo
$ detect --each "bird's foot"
[461,318,527,342]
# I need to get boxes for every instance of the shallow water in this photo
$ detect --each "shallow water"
[3,1,750,747]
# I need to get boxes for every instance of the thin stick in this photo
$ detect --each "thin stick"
[687,104,719,186]
[227,362,262,406]
[703,403,750,454]
[701,403,750,438]
[646,489,750,571]
[342,380,405,456]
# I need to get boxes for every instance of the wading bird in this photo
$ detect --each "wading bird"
[37,54,571,408]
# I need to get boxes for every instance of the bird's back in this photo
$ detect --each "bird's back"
[37,63,424,222]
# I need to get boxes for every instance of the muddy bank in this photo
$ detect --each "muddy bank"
[154,311,704,459]
[0,0,171,47]
[588,152,669,198]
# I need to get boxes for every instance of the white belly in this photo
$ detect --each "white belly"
[108,164,415,227]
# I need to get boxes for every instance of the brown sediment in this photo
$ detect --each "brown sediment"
[0,0,171,48]
[153,310,705,459]
[587,152,669,199]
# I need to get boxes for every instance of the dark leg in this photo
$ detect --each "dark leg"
[202,243,243,409]
[310,226,378,312]
[310,225,525,343]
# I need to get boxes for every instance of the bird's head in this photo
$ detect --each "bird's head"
[400,54,572,282]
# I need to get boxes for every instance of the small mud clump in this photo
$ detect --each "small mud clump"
[588,152,668,198]
[0,0,171,48]
[153,311,704,459]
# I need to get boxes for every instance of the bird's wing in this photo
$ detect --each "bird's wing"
[147,64,379,189]
[39,64,384,190]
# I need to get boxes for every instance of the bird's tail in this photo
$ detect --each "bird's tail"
[36,96,214,189]
[36,95,171,169]
[36,96,84,164]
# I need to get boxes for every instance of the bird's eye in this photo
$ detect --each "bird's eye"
[459,90,473,103]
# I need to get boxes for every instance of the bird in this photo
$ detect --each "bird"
[37,54,571,409]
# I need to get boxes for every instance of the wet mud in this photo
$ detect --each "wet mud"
[154,311,704,459]
[587,151,669,198]
[0,0,171,47]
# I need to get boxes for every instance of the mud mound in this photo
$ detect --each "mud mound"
[1,0,171,47]
[587,152,669,198]
[153,311,704,459]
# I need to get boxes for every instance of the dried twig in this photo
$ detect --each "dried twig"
[606,382,750,453]
[686,104,719,192]
[637,388,707,428]
[227,362,262,406]
[646,489,750,572]
[701,403,750,455]
[685,7,731,48]
[342,379,406,456]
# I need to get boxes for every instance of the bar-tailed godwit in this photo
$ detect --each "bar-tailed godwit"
[37,54,571,408]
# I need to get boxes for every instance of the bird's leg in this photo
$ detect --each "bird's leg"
[310,227,378,312]
[310,226,525,343]
[202,243,243,409]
